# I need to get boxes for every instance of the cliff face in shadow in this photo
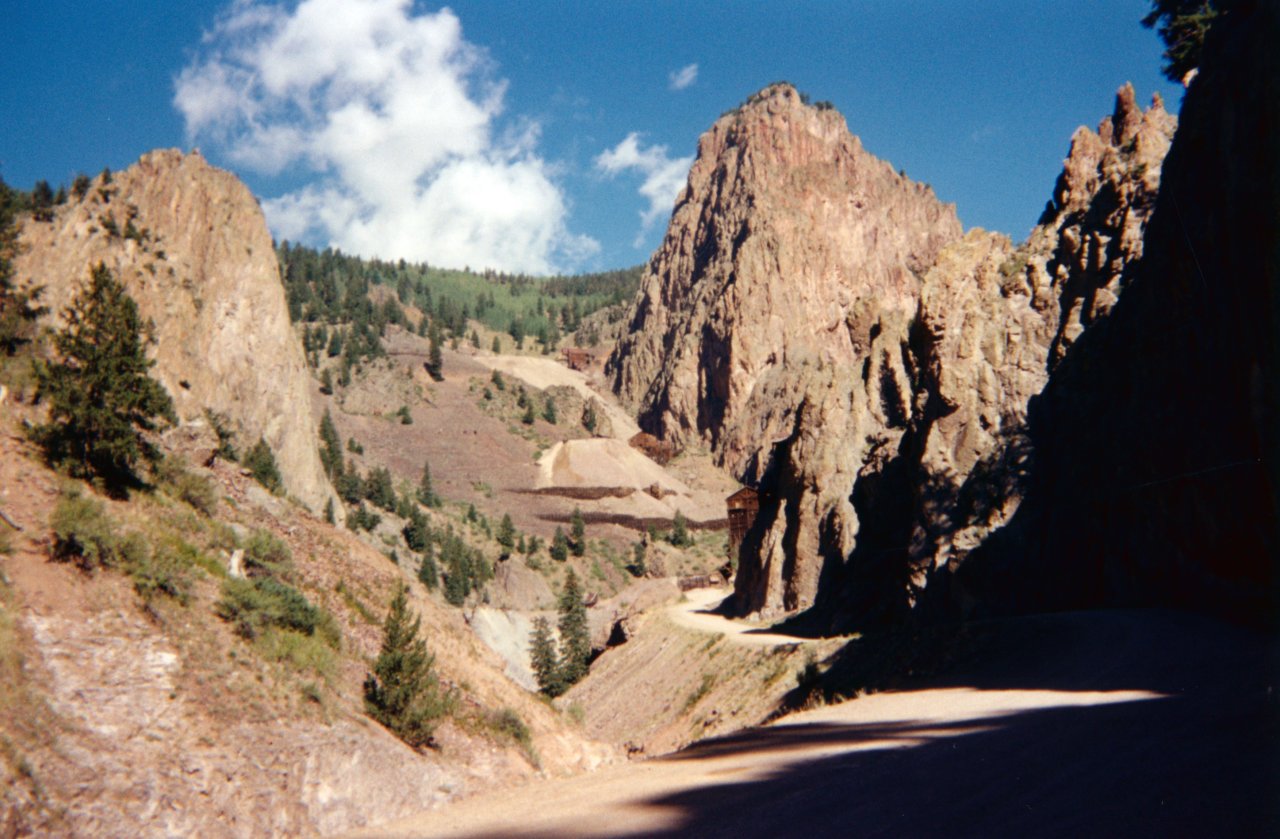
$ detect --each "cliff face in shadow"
[937,0,1279,626]
[817,87,1177,630]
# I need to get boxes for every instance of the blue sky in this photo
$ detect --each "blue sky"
[1,1,1181,274]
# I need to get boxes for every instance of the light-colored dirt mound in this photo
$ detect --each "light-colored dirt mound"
[475,355,640,440]
[537,439,690,495]
[536,440,726,524]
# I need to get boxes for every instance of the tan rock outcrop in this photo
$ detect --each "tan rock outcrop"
[608,84,962,617]
[16,150,335,512]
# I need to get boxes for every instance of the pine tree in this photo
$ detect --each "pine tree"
[1143,0,1220,83]
[244,438,283,494]
[570,507,586,556]
[31,180,54,222]
[364,466,396,511]
[631,540,647,577]
[71,173,91,201]
[33,263,175,488]
[669,511,693,547]
[491,335,501,354]
[496,513,516,549]
[417,461,440,507]
[550,526,569,562]
[0,176,43,354]
[521,403,536,425]
[318,408,343,479]
[364,584,447,747]
[403,505,431,552]
[557,568,591,685]
[529,616,565,697]
[426,322,444,382]
[417,549,439,590]
[581,401,597,434]
[443,551,469,606]
[542,396,557,424]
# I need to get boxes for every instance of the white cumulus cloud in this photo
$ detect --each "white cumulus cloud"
[595,133,692,247]
[668,63,698,91]
[174,0,596,273]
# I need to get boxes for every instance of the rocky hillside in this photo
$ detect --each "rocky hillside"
[14,150,334,512]
[608,83,962,616]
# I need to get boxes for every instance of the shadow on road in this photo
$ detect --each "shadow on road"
[449,610,1279,839]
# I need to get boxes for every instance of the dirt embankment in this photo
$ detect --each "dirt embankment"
[0,403,611,837]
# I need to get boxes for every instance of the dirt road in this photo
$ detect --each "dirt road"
[346,609,1278,838]
[667,586,836,647]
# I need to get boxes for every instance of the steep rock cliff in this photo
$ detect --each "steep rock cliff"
[945,1,1279,624]
[607,83,962,616]
[887,87,1177,613]
[16,150,335,512]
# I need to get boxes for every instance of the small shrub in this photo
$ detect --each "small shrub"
[683,672,717,712]
[204,410,238,462]
[128,539,193,605]
[49,490,119,570]
[482,707,538,767]
[155,456,218,515]
[49,490,193,604]
[242,529,292,578]
[256,627,337,679]
[335,580,378,624]
[216,576,340,648]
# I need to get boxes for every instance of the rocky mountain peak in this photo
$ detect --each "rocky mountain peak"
[608,86,962,615]
[16,149,336,512]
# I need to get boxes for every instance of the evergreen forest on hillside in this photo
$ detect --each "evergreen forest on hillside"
[277,241,641,370]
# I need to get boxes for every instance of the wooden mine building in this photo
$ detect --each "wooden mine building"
[562,347,593,371]
[628,431,677,465]
[726,487,760,556]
